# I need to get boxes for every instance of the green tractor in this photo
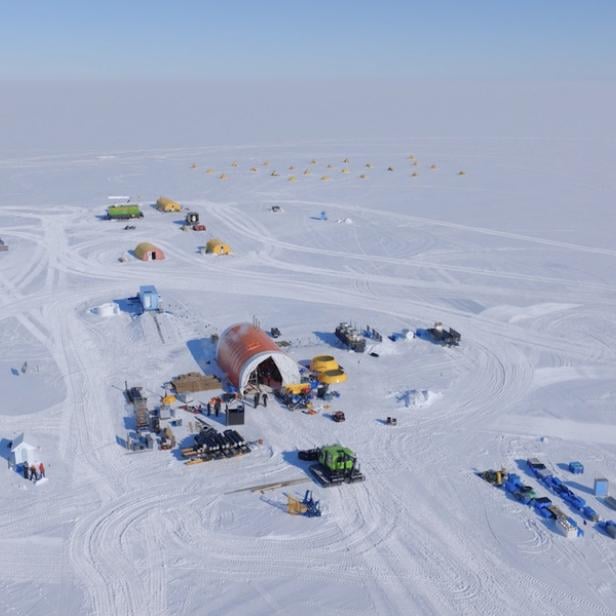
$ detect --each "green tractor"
[299,444,365,487]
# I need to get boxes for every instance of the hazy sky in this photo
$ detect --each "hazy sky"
[1,0,614,81]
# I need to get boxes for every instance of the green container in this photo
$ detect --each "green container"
[107,204,143,219]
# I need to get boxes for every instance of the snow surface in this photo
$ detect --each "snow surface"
[1,139,615,615]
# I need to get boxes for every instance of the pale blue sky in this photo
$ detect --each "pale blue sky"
[0,0,614,80]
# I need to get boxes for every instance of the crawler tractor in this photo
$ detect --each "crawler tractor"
[299,444,365,487]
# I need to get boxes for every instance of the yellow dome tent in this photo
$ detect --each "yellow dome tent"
[320,175,331,181]
[156,196,181,213]
[205,239,231,255]
[288,175,297,182]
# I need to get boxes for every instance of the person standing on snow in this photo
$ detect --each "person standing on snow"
[262,393,268,407]
[39,462,45,479]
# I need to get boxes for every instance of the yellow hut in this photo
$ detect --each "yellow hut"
[156,196,181,213]
[205,239,231,255]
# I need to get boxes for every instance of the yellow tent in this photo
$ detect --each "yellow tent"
[341,168,350,174]
[205,168,215,174]
[205,239,231,255]
[156,196,181,212]
[288,175,297,182]
[320,175,331,181]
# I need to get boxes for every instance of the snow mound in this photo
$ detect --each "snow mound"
[336,217,353,224]
[89,302,120,317]
[389,389,442,408]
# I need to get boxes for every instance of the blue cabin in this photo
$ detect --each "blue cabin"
[138,285,159,311]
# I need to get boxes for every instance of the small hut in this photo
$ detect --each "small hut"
[135,242,165,261]
[10,433,37,467]
[205,239,231,255]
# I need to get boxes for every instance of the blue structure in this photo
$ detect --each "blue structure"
[595,478,609,497]
[319,211,328,221]
[302,490,322,517]
[138,285,159,311]
[568,461,584,474]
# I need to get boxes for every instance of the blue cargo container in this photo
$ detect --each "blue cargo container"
[569,461,584,474]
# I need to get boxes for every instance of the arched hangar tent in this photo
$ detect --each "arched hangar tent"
[216,323,300,394]
[135,242,165,261]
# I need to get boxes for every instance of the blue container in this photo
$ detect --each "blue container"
[569,461,584,474]
[595,478,609,497]
[582,506,598,521]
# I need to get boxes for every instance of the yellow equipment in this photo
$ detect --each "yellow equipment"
[288,495,308,515]
[284,383,311,396]
[310,355,338,373]
[318,369,348,385]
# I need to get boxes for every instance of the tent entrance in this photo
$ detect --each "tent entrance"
[248,356,282,390]
[151,252,157,260]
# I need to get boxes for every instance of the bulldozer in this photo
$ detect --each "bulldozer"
[300,444,365,488]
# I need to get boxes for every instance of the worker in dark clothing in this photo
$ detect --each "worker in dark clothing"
[23,464,29,480]
[30,464,37,481]
[262,393,268,407]
[215,398,221,416]
[254,392,259,408]
[225,403,229,414]
[206,402,211,416]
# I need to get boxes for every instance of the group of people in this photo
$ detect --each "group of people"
[253,392,268,408]
[22,462,45,481]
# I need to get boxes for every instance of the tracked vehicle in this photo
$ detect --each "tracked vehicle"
[299,444,365,487]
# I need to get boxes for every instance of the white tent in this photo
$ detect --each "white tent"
[237,350,300,393]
